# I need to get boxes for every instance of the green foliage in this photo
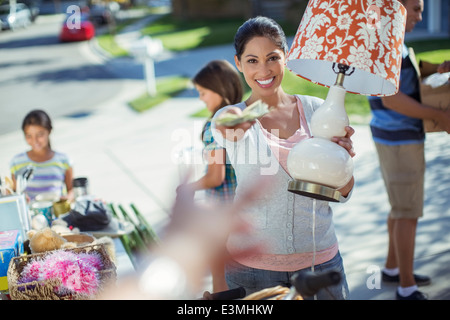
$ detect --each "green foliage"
[190,107,211,118]
[141,15,245,51]
[96,34,129,57]
[283,69,371,121]
[406,39,450,55]
[128,76,190,112]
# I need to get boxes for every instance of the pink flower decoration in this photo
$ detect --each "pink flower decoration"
[19,260,43,283]
[19,250,104,297]
[78,252,104,270]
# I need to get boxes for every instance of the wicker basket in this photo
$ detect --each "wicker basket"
[7,243,116,300]
[243,286,303,300]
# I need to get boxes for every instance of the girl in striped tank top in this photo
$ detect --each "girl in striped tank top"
[10,110,74,202]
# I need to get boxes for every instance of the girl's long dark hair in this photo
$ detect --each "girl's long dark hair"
[193,59,244,116]
[193,60,244,139]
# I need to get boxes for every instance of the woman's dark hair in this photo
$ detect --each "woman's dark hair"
[234,16,288,61]
[193,59,244,115]
[22,109,53,147]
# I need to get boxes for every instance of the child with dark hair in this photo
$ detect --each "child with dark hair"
[178,60,243,292]
[184,60,243,205]
[10,109,74,202]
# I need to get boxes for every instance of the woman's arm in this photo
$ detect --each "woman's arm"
[338,176,354,198]
[332,126,356,198]
[213,107,255,142]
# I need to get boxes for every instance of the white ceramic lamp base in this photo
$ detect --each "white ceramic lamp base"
[286,137,353,202]
[287,84,353,202]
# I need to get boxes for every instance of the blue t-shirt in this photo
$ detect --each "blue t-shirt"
[368,44,424,145]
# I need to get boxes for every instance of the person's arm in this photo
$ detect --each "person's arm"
[437,60,450,73]
[332,126,356,198]
[188,149,227,191]
[10,174,17,192]
[213,107,255,142]
[381,91,450,133]
[338,176,354,199]
[63,167,74,202]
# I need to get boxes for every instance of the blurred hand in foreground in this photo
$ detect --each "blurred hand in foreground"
[100,173,269,299]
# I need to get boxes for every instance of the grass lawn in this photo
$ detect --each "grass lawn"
[97,34,129,57]
[128,76,190,112]
[140,16,243,51]
[140,14,298,52]
[410,40,450,65]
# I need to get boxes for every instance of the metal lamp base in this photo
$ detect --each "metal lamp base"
[288,180,343,203]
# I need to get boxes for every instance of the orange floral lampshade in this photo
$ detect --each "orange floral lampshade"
[286,0,407,96]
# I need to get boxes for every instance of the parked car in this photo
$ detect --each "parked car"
[0,3,32,30]
[59,12,95,42]
[89,2,118,26]
[18,0,40,22]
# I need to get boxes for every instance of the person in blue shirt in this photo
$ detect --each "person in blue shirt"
[368,0,450,300]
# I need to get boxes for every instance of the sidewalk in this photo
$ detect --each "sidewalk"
[332,127,450,300]
[1,14,449,300]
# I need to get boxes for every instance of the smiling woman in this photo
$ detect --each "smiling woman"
[209,16,354,299]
